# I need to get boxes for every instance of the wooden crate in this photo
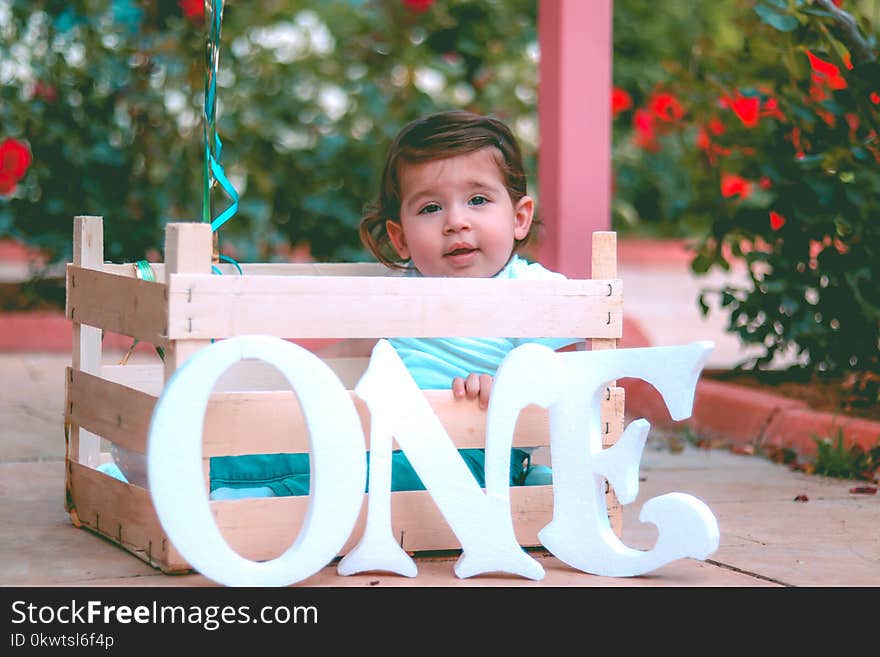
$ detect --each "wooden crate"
[64,215,625,574]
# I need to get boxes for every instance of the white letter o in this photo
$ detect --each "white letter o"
[147,335,367,586]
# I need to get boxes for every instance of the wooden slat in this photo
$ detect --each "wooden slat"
[71,451,625,574]
[102,261,394,280]
[591,231,619,352]
[66,266,169,347]
[69,458,556,570]
[396,485,555,552]
[201,392,561,455]
[69,464,612,570]
[162,223,213,383]
[101,363,166,396]
[101,357,368,395]
[590,232,622,534]
[166,274,623,339]
[67,460,188,572]
[67,368,156,455]
[603,385,626,446]
[162,223,214,493]
[69,216,104,467]
[101,262,151,278]
[68,369,624,458]
[210,485,555,560]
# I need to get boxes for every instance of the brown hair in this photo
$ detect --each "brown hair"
[359,109,538,269]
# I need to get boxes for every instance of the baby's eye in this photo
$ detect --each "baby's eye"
[418,203,441,215]
[469,195,489,206]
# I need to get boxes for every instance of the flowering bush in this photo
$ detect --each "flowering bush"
[0,138,32,196]
[0,0,537,268]
[612,0,879,378]
[2,0,876,383]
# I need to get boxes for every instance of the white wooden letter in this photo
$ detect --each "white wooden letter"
[526,340,721,576]
[339,340,543,580]
[147,335,367,587]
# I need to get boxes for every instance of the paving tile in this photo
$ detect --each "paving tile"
[715,540,880,587]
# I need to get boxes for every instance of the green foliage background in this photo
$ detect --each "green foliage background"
[0,0,539,265]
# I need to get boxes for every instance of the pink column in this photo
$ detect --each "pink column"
[537,0,612,278]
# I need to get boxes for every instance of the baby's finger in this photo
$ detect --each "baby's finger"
[464,373,481,401]
[478,375,493,409]
[452,377,467,399]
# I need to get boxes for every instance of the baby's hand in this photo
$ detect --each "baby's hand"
[452,373,493,410]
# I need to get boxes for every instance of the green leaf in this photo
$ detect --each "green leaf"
[691,253,714,274]
[754,3,799,32]
[794,154,826,170]
[697,293,710,316]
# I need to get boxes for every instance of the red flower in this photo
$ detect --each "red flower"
[806,50,847,90]
[769,211,786,231]
[403,0,435,13]
[696,127,711,151]
[723,94,761,128]
[33,81,57,103]
[648,92,685,122]
[760,97,786,121]
[696,119,732,165]
[845,113,860,140]
[759,176,773,190]
[720,173,751,199]
[870,92,880,104]
[0,140,31,178]
[809,82,829,103]
[0,138,32,196]
[612,87,632,118]
[632,109,659,151]
[178,0,204,22]
[788,126,806,159]
[816,106,837,127]
[708,116,726,136]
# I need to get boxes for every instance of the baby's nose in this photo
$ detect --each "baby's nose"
[443,205,471,232]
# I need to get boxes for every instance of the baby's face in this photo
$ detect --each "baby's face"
[387,147,533,278]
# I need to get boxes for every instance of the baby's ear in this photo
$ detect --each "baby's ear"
[386,219,410,259]
[513,195,534,240]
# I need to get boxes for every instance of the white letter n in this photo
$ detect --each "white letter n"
[337,339,544,580]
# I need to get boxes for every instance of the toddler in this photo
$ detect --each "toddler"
[210,110,580,498]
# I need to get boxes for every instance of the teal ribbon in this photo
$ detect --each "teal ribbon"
[124,260,166,362]
[212,253,243,276]
[203,0,239,233]
[121,2,242,364]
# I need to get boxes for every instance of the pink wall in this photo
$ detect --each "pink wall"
[537,0,613,278]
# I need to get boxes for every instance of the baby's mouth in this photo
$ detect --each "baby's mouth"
[445,246,477,257]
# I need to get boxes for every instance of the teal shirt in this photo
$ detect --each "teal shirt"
[388,254,578,389]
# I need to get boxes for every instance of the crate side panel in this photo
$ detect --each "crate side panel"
[167,275,622,339]
[67,266,169,347]
[66,376,624,460]
[211,485,555,560]
[67,368,155,455]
